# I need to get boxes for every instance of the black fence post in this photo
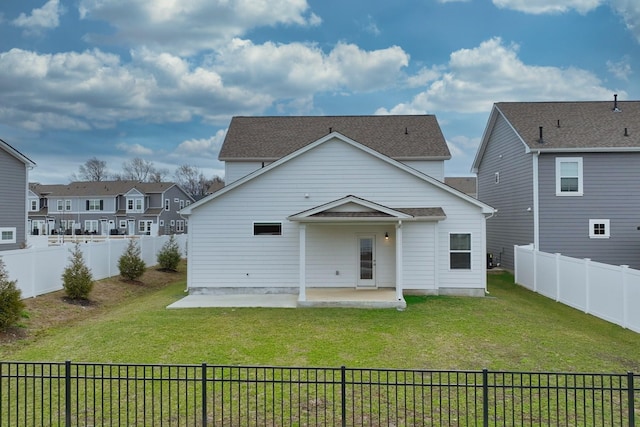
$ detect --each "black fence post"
[202,363,208,427]
[629,372,635,427]
[341,366,347,427]
[482,369,489,427]
[65,360,71,427]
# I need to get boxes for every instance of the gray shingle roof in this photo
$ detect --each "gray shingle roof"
[219,115,450,160]
[496,100,640,150]
[30,181,177,197]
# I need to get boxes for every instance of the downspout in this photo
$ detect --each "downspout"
[532,152,540,249]
[483,209,496,295]
[395,220,403,303]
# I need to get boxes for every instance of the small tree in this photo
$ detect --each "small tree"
[62,243,93,299]
[118,239,146,281]
[0,258,24,331]
[157,235,181,271]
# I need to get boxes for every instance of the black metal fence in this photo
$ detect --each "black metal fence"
[1,361,637,426]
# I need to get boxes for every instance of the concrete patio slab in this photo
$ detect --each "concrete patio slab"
[167,294,298,309]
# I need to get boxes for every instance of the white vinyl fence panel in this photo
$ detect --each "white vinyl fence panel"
[515,245,640,333]
[1,235,187,299]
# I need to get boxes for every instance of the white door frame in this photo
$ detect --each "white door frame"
[356,234,377,288]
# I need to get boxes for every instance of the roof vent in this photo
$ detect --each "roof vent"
[538,126,544,144]
[613,94,621,112]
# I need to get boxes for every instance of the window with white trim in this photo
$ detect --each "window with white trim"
[556,157,583,196]
[84,220,99,233]
[494,172,500,184]
[87,199,102,211]
[127,197,144,213]
[165,199,170,211]
[449,233,471,269]
[179,200,185,209]
[176,220,185,232]
[119,220,127,229]
[57,200,64,211]
[0,227,16,244]
[65,200,72,211]
[589,219,610,239]
[30,200,38,211]
[253,222,282,236]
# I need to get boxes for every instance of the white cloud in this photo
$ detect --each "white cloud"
[116,142,153,156]
[492,0,603,14]
[12,0,64,33]
[78,0,319,55]
[378,37,622,115]
[606,55,632,80]
[610,0,640,43]
[174,129,227,159]
[216,39,409,96]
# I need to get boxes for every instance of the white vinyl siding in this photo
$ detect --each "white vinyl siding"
[188,137,487,292]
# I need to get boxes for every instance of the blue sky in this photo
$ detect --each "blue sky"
[1,0,639,183]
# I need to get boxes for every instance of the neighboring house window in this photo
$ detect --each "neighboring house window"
[253,222,282,236]
[179,200,185,209]
[450,233,471,269]
[589,219,610,239]
[176,220,184,232]
[0,228,16,244]
[170,220,175,226]
[127,198,144,212]
[87,199,103,211]
[159,220,164,226]
[494,172,500,184]
[174,198,179,203]
[186,201,191,206]
[139,220,153,233]
[119,220,127,229]
[85,220,99,233]
[165,199,170,211]
[65,200,72,211]
[30,200,38,211]
[57,200,64,211]
[556,157,583,196]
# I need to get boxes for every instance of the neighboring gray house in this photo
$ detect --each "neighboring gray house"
[472,98,640,270]
[0,138,36,250]
[28,181,194,236]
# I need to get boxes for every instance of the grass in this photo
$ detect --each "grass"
[2,267,640,373]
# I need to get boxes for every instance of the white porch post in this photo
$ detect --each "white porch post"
[395,220,403,300]
[299,223,306,301]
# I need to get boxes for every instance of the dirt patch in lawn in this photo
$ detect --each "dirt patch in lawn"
[0,264,186,346]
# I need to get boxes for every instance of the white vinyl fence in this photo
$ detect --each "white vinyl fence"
[514,244,640,333]
[0,235,187,299]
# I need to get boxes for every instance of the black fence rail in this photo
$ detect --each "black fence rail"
[0,361,637,426]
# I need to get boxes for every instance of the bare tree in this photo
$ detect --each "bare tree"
[174,164,223,197]
[72,157,109,182]
[119,157,158,182]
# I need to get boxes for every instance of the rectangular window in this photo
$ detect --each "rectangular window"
[174,198,179,203]
[176,220,185,232]
[57,200,64,211]
[0,227,16,244]
[165,199,170,211]
[87,199,102,211]
[589,219,610,239]
[127,198,144,212]
[186,200,191,206]
[159,220,164,226]
[65,200,72,211]
[253,222,282,236]
[128,199,134,210]
[494,172,500,184]
[30,200,38,211]
[556,157,583,196]
[84,220,99,233]
[450,233,471,269]
[179,200,185,209]
[136,199,143,210]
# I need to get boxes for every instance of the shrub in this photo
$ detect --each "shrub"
[157,235,181,271]
[62,243,93,299]
[118,239,146,281]
[0,258,24,331]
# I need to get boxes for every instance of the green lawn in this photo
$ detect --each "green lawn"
[3,271,640,373]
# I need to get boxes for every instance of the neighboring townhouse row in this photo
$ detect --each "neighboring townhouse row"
[0,138,36,251]
[28,181,195,236]
[473,97,640,270]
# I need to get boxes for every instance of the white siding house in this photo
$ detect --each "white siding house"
[182,116,494,307]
